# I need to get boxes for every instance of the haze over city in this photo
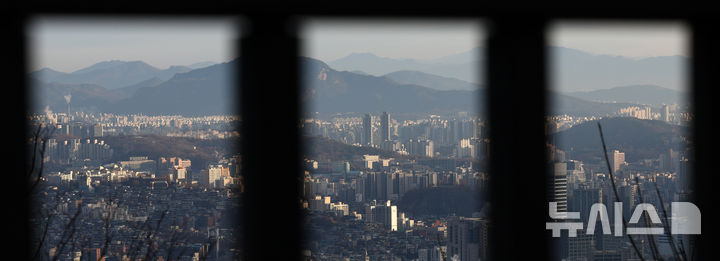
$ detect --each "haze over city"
[25,17,696,261]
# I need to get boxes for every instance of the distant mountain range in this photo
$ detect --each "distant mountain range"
[382,70,478,91]
[106,60,238,116]
[302,57,480,114]
[305,57,663,116]
[550,93,637,116]
[564,84,685,107]
[551,117,690,163]
[187,61,219,69]
[29,81,124,113]
[327,46,687,92]
[330,52,481,84]
[552,47,687,92]
[113,77,165,98]
[30,60,210,89]
[28,54,682,117]
[30,60,234,116]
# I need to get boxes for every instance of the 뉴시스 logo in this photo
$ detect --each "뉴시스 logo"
[546,202,701,237]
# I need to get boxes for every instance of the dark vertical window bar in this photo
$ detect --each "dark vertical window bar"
[14,12,31,260]
[240,14,302,260]
[487,16,552,260]
[690,17,716,260]
[9,7,712,261]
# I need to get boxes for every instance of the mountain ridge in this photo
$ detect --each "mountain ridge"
[302,57,480,114]
[29,56,674,117]
[551,117,690,163]
[326,46,686,92]
[382,70,479,91]
[31,60,204,89]
[565,84,684,106]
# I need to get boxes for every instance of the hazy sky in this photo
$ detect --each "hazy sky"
[304,20,688,62]
[550,21,689,58]
[302,19,484,62]
[29,17,239,72]
[30,17,688,73]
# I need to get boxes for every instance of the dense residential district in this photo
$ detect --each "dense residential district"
[28,102,693,260]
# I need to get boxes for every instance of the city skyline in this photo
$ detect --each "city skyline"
[25,16,696,261]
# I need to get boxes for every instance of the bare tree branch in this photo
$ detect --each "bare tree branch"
[598,123,645,261]
[99,195,117,261]
[31,209,55,261]
[653,182,685,261]
[28,124,56,192]
[52,205,82,261]
[27,125,43,181]
[142,207,169,261]
[634,177,662,261]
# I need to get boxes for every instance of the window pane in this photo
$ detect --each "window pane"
[300,19,488,261]
[547,22,694,261]
[26,17,242,260]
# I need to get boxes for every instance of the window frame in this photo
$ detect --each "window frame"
[12,6,714,261]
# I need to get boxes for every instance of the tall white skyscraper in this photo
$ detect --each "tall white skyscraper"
[365,200,398,231]
[660,104,671,122]
[610,150,625,173]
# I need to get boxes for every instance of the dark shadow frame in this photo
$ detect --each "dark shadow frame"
[9,4,717,261]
